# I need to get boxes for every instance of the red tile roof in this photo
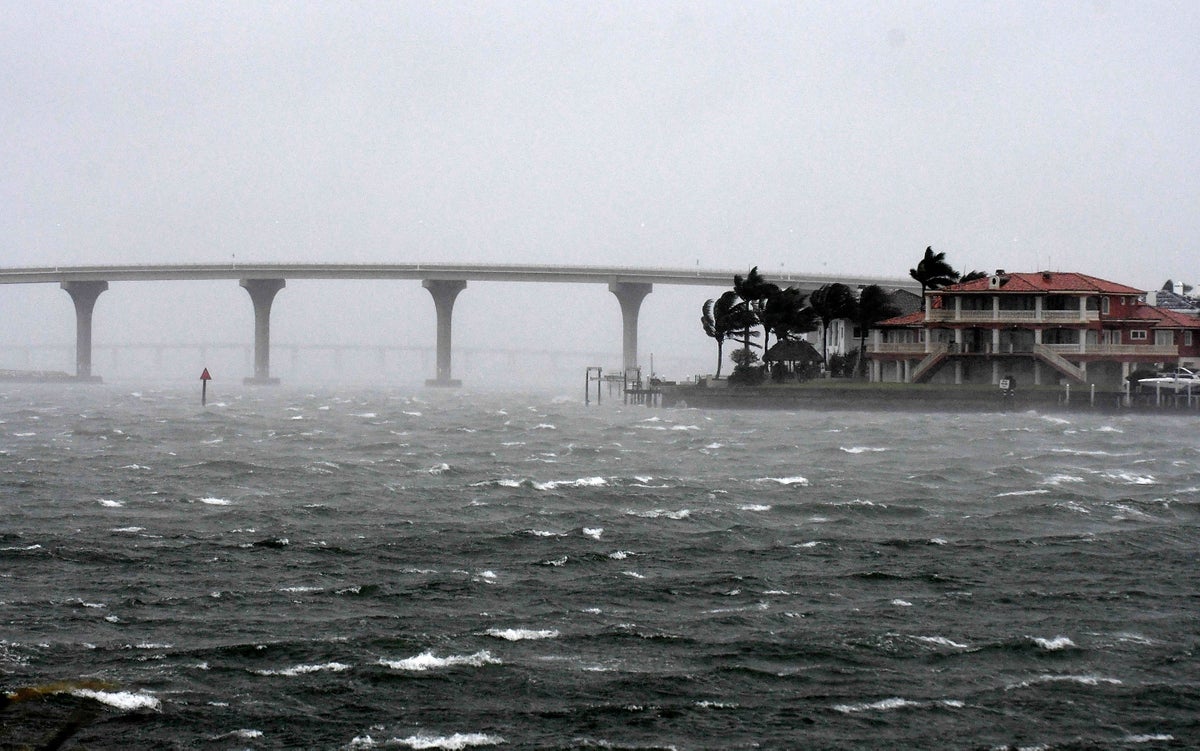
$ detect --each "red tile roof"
[940,271,1143,295]
[1126,304,1200,328]
[876,311,926,327]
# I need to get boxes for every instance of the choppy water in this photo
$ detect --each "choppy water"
[1,384,1197,750]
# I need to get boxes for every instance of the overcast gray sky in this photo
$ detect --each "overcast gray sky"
[4,0,1196,285]
[1,1,1197,386]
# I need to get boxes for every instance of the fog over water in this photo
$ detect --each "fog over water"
[2,2,1197,384]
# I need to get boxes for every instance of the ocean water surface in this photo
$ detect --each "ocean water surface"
[1,384,1197,749]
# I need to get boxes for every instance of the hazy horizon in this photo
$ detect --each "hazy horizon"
[3,1,1196,385]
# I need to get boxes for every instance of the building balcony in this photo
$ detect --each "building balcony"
[1040,342,1178,357]
[923,309,1099,324]
[868,341,1178,358]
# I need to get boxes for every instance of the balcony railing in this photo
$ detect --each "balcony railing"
[869,341,1179,357]
[1041,343,1178,357]
[869,342,927,354]
[924,309,1099,324]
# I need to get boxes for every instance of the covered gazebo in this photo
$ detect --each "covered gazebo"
[764,339,823,381]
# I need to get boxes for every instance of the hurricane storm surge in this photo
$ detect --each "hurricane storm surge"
[1,386,1197,750]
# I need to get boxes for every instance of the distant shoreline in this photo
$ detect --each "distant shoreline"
[0,369,85,383]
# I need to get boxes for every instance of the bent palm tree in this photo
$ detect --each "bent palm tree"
[808,283,857,370]
[909,247,960,309]
[701,291,744,378]
[733,266,779,351]
[762,287,817,345]
[852,285,901,378]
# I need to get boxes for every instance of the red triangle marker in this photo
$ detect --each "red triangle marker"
[200,368,212,381]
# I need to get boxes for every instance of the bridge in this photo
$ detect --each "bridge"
[0,263,916,385]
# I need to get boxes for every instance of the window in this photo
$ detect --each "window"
[1130,330,1147,341]
[1186,331,1194,347]
[1101,297,1110,315]
[1155,330,1174,346]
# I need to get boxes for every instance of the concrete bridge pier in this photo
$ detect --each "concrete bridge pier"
[61,281,108,381]
[423,279,466,387]
[240,278,286,385]
[609,282,653,374]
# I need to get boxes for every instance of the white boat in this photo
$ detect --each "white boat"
[1137,367,1200,392]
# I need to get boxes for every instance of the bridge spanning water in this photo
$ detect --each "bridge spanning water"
[0,263,915,385]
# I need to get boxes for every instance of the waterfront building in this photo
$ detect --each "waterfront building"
[867,271,1200,388]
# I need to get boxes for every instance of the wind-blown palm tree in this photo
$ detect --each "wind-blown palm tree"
[732,266,778,347]
[808,283,857,370]
[762,287,817,346]
[909,247,960,309]
[852,285,901,378]
[701,290,749,379]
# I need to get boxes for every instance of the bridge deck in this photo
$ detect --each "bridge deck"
[0,263,917,292]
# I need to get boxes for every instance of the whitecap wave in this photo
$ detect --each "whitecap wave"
[840,446,889,454]
[393,732,506,749]
[1040,474,1084,486]
[914,635,970,649]
[1104,470,1156,485]
[379,651,500,671]
[758,476,809,486]
[484,628,559,641]
[470,479,523,488]
[834,697,960,713]
[626,508,691,520]
[253,662,351,677]
[1032,635,1075,650]
[72,689,161,711]
[199,497,232,506]
[532,477,606,491]
[1009,673,1121,689]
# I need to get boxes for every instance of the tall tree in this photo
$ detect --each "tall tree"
[909,246,960,309]
[808,283,857,370]
[733,266,779,351]
[852,285,901,378]
[762,287,817,346]
[701,290,751,379]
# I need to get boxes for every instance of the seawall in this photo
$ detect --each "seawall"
[659,382,1168,413]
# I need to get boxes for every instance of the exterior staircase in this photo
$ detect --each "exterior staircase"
[910,343,949,383]
[1032,344,1086,382]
